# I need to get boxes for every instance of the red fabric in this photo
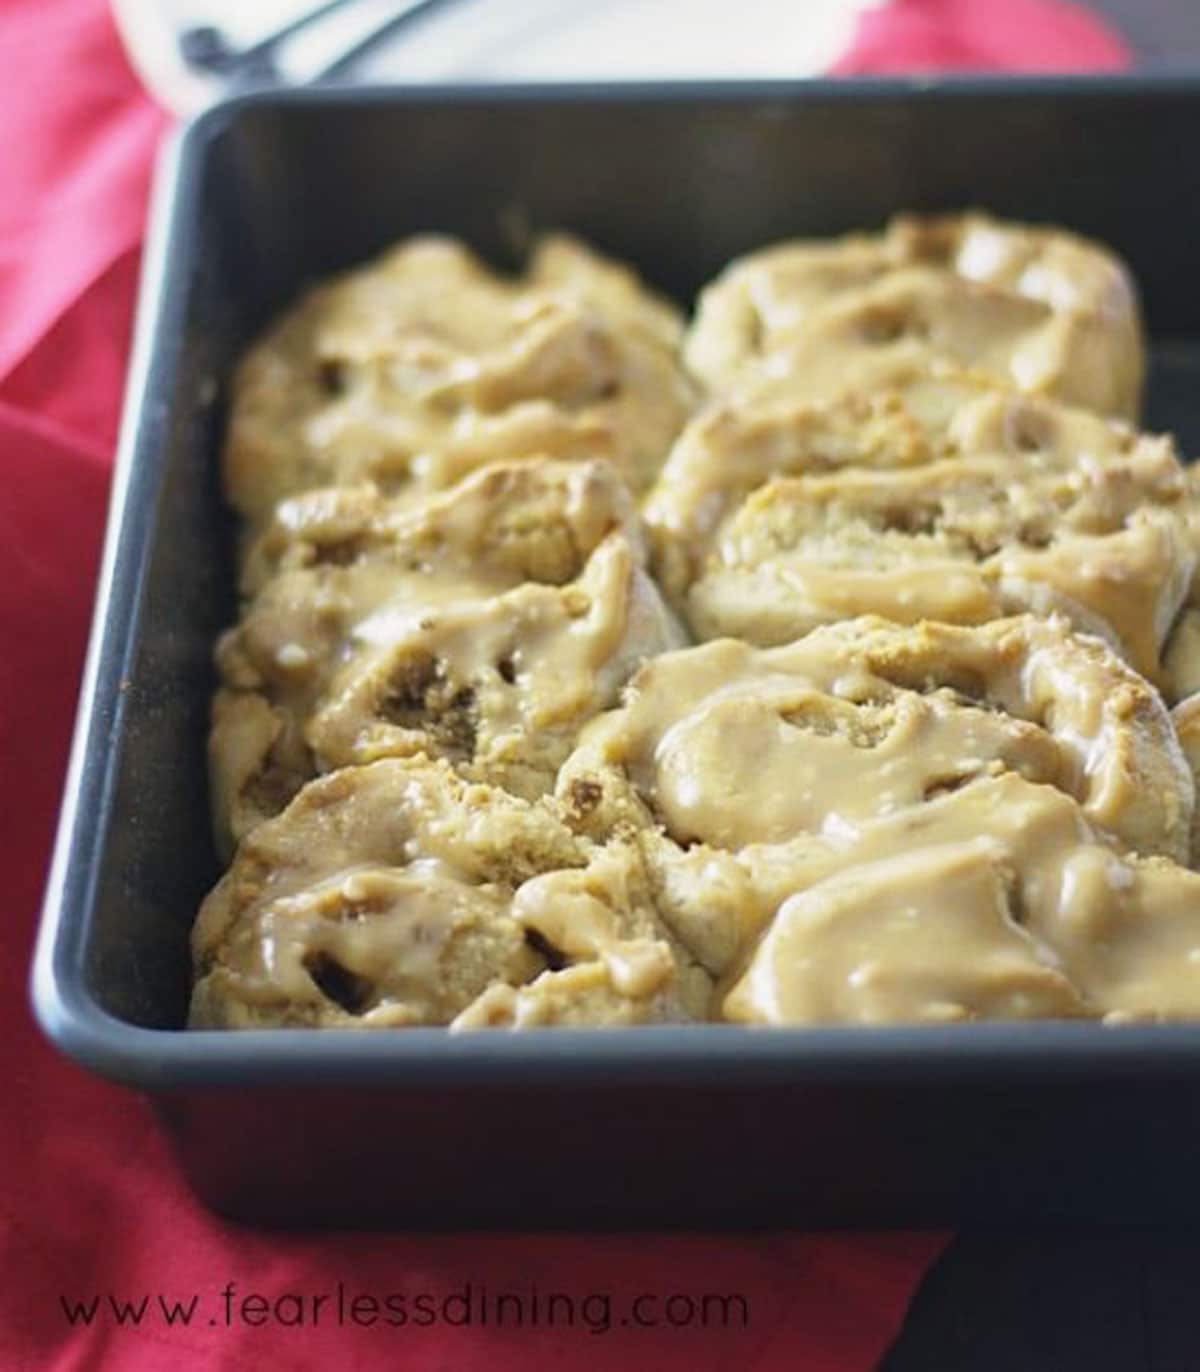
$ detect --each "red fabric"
[2,0,1132,1368]
[834,0,1131,74]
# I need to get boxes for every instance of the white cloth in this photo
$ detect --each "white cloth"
[112,0,873,112]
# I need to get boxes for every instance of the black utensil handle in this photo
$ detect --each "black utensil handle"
[179,0,370,77]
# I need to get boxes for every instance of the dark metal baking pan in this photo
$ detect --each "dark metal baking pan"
[31,78,1200,1227]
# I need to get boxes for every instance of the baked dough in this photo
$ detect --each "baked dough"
[210,459,685,853]
[685,213,1143,416]
[647,367,1179,595]
[190,758,709,1029]
[687,458,1190,682]
[225,234,695,519]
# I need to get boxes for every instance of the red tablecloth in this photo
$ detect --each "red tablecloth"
[0,1,1129,1368]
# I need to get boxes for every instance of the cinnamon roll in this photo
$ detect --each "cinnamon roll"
[686,213,1143,416]
[225,234,695,520]
[210,459,685,853]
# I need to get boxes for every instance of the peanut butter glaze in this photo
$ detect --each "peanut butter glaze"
[722,774,1200,1025]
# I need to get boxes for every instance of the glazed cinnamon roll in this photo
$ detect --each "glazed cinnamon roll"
[556,615,1193,863]
[685,213,1143,416]
[647,377,1193,681]
[209,459,685,853]
[225,234,695,520]
[190,759,709,1029]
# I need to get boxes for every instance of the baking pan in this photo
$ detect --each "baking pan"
[31,78,1200,1227]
